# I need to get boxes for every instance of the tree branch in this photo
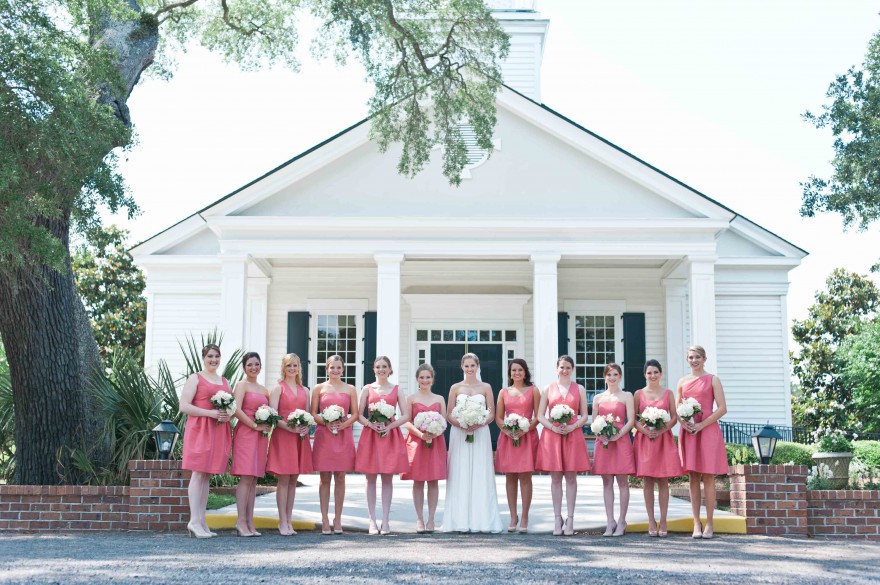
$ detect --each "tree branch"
[383,0,432,76]
[153,0,200,17]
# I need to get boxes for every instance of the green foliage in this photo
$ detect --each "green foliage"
[818,434,854,454]
[726,443,757,466]
[802,29,880,269]
[771,442,815,466]
[206,493,235,510]
[791,269,880,438]
[0,339,13,482]
[840,320,880,433]
[853,440,880,469]
[73,225,147,362]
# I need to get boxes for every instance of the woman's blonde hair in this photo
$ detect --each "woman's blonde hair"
[461,352,480,366]
[415,363,435,379]
[687,345,707,360]
[280,353,302,385]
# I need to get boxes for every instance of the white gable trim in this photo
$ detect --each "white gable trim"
[130,215,207,256]
[727,216,806,259]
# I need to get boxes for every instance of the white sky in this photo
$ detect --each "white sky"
[114,0,880,324]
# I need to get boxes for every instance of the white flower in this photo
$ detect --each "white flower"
[287,409,315,426]
[676,397,702,420]
[321,404,345,423]
[368,399,397,420]
[254,405,278,424]
[549,404,576,425]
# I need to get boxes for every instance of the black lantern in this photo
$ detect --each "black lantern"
[152,420,180,460]
[751,423,783,465]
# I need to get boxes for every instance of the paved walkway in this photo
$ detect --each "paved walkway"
[211,474,742,534]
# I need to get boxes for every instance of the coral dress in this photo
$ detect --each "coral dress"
[591,399,636,476]
[267,382,314,476]
[312,391,356,472]
[536,382,591,473]
[355,385,410,474]
[494,386,538,473]
[401,401,447,481]
[678,374,729,475]
[634,390,684,478]
[231,391,270,477]
[182,374,233,474]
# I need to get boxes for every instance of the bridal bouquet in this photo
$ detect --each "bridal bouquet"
[637,407,671,441]
[209,391,236,425]
[590,413,619,448]
[286,409,316,441]
[413,411,447,448]
[502,413,530,447]
[549,404,576,427]
[451,396,490,443]
[368,399,397,437]
[254,405,282,437]
[677,397,703,434]
[321,404,346,435]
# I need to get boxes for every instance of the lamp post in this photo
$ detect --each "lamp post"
[152,420,181,460]
[751,423,783,465]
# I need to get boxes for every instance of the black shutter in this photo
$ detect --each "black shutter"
[557,312,569,357]
[363,311,377,385]
[287,312,310,385]
[621,312,646,393]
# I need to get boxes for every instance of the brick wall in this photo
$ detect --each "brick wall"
[730,464,880,539]
[807,490,880,539]
[0,460,190,533]
[729,464,809,536]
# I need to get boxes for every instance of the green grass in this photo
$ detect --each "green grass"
[206,493,235,510]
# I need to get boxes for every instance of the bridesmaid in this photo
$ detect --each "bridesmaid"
[355,356,411,535]
[494,358,539,533]
[591,363,636,537]
[676,344,729,539]
[267,353,314,536]
[179,344,233,538]
[634,359,683,537]
[230,352,271,537]
[401,363,447,533]
[310,354,359,535]
[536,355,591,536]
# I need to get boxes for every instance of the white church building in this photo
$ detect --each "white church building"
[132,2,805,430]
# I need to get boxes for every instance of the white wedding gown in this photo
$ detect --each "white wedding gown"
[441,394,503,533]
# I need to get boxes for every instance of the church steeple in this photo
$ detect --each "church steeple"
[488,1,549,101]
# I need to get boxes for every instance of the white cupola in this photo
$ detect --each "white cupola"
[488,0,549,101]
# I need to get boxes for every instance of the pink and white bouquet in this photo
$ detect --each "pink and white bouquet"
[286,409,316,441]
[254,404,282,437]
[451,396,490,443]
[677,397,703,434]
[413,411,447,448]
[321,404,346,435]
[590,413,620,448]
[502,413,531,447]
[549,404,576,426]
[637,406,671,441]
[368,399,397,437]
[209,391,236,425]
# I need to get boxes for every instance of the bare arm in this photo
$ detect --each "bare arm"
[447,385,463,428]
[233,382,265,432]
[495,389,506,428]
[385,390,410,430]
[403,396,420,437]
[575,384,589,429]
[357,386,373,428]
[665,389,679,431]
[696,376,728,430]
[310,384,324,422]
[529,386,540,431]
[338,386,360,430]
[536,386,551,428]
[481,384,495,429]
[614,392,635,440]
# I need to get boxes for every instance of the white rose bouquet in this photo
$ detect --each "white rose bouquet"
[254,404,282,437]
[286,409,315,441]
[549,404,576,426]
[451,396,490,443]
[368,399,397,437]
[637,406,671,442]
[413,411,447,449]
[502,413,531,447]
[590,413,619,448]
[677,397,703,434]
[209,391,236,425]
[321,404,346,435]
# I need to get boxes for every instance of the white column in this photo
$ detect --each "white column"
[220,256,249,368]
[246,276,271,384]
[375,253,404,385]
[661,277,688,388]
[687,257,717,367]
[531,254,561,387]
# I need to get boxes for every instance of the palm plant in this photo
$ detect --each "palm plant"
[0,347,15,482]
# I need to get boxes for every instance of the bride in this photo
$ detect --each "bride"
[441,353,502,533]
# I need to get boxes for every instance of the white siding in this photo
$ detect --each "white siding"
[146,293,221,379]
[715,295,788,424]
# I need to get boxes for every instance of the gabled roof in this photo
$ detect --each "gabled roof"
[131,84,806,258]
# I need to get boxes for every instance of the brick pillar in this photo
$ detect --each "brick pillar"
[729,464,808,536]
[128,460,191,531]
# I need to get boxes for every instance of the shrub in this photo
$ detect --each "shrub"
[727,443,757,466]
[853,440,880,469]
[771,441,815,466]
[818,434,854,453]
